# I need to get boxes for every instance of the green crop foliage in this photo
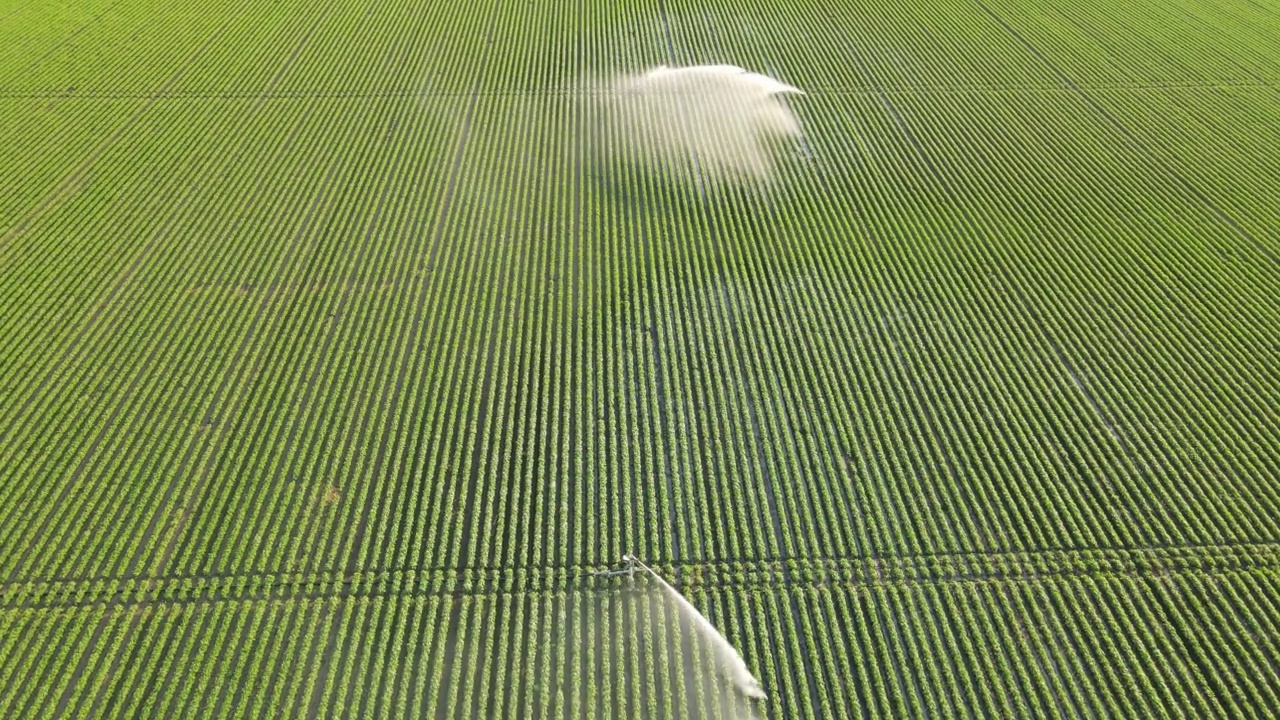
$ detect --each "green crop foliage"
[2,0,1280,716]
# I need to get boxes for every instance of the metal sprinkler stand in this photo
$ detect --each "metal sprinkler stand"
[587,555,638,580]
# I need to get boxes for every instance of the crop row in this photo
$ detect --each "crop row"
[4,569,1279,717]
[884,84,1280,538]
[5,0,1280,601]
[8,90,1280,588]
[0,97,308,580]
[983,0,1280,86]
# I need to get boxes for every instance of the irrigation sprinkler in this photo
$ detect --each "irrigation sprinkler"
[590,554,768,701]
[587,64,806,189]
[586,555,638,579]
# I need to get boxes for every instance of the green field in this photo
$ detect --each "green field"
[3,0,1280,716]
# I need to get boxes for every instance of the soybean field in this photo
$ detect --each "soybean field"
[2,0,1280,717]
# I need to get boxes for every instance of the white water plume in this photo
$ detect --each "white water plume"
[586,64,806,188]
[629,556,768,701]
[431,569,767,719]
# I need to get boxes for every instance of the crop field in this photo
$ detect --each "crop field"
[3,0,1280,716]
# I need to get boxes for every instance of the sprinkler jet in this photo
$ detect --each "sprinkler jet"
[585,554,768,701]
[588,64,806,188]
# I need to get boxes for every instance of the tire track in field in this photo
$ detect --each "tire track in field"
[8,539,1280,612]
[418,24,506,720]
[333,23,491,583]
[13,534,1278,598]
[453,235,519,566]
